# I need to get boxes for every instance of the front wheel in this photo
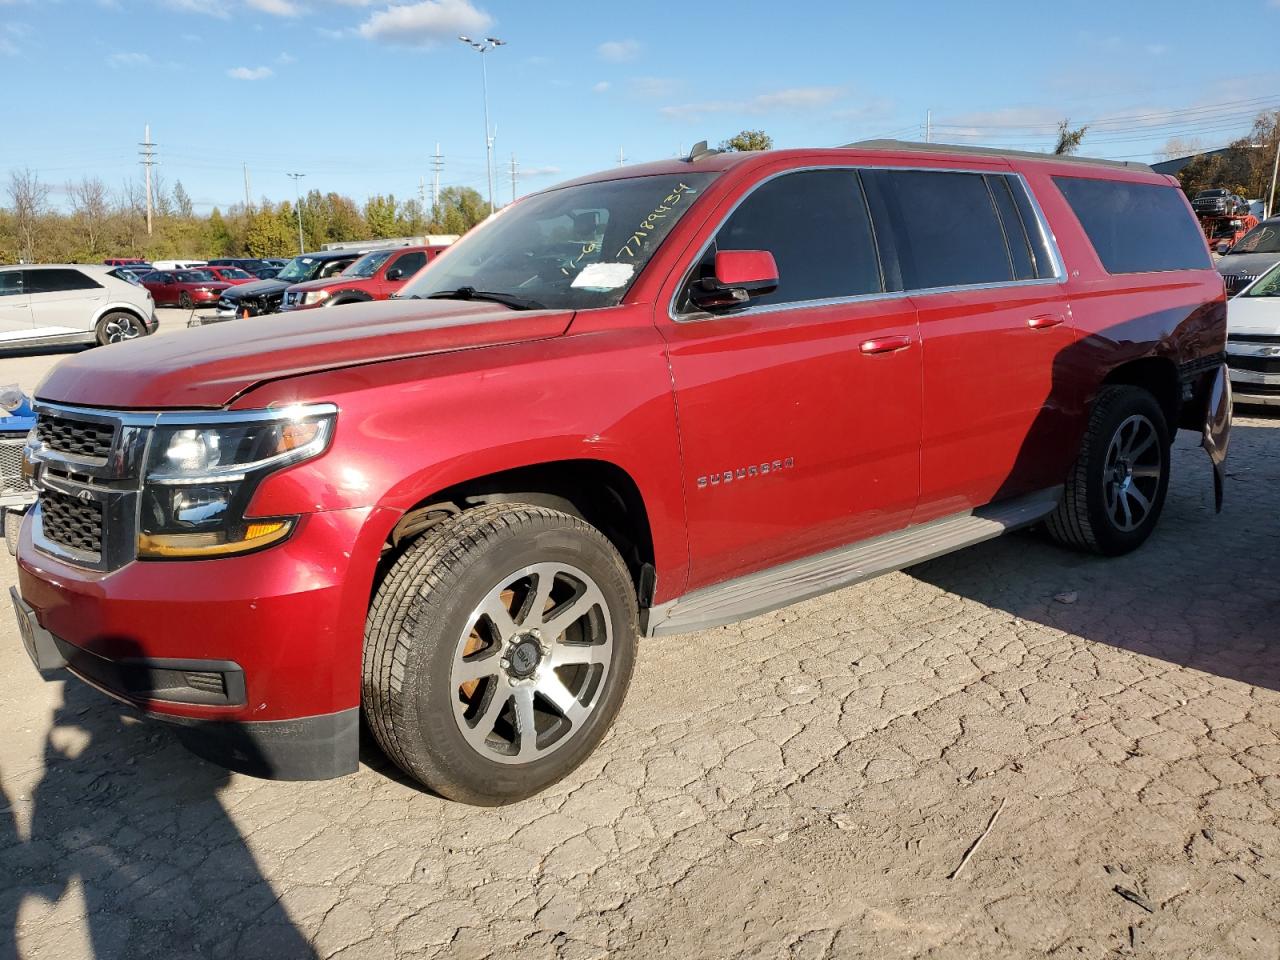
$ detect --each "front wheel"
[95,311,145,346]
[1046,385,1171,556]
[363,503,638,805]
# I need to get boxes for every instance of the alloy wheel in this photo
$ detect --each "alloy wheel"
[102,316,142,343]
[450,562,613,764]
[1102,413,1162,532]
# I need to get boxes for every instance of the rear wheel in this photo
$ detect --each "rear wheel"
[363,503,638,805]
[1046,385,1171,556]
[95,311,145,346]
[179,291,194,310]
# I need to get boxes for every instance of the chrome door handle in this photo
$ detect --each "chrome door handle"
[859,335,913,355]
[1027,314,1065,330]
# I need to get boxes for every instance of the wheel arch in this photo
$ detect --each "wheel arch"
[93,301,148,326]
[380,458,658,607]
[326,289,373,305]
[1100,356,1181,430]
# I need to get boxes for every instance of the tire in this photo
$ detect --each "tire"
[94,311,146,346]
[1046,385,1171,556]
[363,503,638,805]
[179,291,194,310]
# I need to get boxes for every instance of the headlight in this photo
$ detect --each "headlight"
[302,289,330,305]
[137,406,335,559]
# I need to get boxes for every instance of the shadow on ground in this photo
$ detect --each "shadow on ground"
[910,422,1280,694]
[0,678,316,960]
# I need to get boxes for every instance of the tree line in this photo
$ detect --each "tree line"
[1172,111,1280,202]
[0,170,489,264]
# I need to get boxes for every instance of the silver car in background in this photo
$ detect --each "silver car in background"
[0,264,158,348]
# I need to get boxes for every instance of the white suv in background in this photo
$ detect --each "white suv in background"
[0,264,157,348]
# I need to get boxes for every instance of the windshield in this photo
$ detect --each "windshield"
[1198,189,1228,198]
[219,268,253,280]
[178,270,216,282]
[401,173,716,310]
[344,250,394,279]
[275,256,320,282]
[1240,260,1280,297]
[1226,222,1280,255]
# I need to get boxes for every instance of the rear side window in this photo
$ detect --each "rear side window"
[0,272,23,296]
[862,169,1014,289]
[690,169,882,310]
[1053,177,1211,274]
[26,269,102,294]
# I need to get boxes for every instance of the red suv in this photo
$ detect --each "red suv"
[14,143,1231,805]
[279,246,441,311]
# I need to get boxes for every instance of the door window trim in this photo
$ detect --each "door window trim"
[669,164,1067,324]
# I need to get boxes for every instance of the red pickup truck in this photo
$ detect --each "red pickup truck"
[280,246,441,311]
[14,143,1231,805]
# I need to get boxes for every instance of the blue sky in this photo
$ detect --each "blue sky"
[3,0,1280,213]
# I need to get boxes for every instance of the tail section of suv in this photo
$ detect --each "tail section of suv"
[280,246,441,311]
[14,144,1229,802]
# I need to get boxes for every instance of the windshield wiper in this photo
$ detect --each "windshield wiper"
[426,286,546,311]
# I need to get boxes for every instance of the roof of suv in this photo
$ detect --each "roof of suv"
[0,263,118,274]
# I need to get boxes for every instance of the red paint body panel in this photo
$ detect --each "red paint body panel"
[17,146,1228,742]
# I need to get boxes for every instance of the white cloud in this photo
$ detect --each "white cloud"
[661,86,843,120]
[0,37,16,56]
[597,39,639,62]
[522,165,561,178]
[358,0,492,47]
[160,0,231,17]
[592,80,609,93]
[108,51,152,67]
[227,65,273,80]
[277,51,296,63]
[246,0,301,14]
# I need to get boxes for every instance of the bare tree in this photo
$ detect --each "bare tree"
[68,176,110,257]
[1159,137,1206,162]
[7,168,49,262]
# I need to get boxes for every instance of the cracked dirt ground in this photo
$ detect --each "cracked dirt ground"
[0,400,1276,957]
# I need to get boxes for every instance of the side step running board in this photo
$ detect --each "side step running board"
[644,487,1061,637]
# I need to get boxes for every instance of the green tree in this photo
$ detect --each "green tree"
[364,194,399,238]
[1053,120,1088,156]
[173,180,194,218]
[432,186,487,233]
[719,129,773,152]
[205,208,232,257]
[244,204,295,257]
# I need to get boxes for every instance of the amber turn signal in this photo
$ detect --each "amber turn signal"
[137,519,293,559]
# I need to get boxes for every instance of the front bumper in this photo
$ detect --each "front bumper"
[1226,341,1280,404]
[13,505,380,779]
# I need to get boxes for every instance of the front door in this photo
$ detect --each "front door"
[0,271,33,340]
[27,268,105,338]
[661,167,923,592]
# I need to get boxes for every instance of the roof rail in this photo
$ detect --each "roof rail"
[845,139,1155,173]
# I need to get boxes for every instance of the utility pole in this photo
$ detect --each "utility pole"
[139,124,157,236]
[925,109,931,144]
[287,172,306,254]
[459,36,506,216]
[509,153,518,204]
[243,162,251,210]
[618,147,626,167]
[418,175,426,207]
[431,143,443,211]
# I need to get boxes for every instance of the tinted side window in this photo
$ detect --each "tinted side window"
[692,169,882,310]
[862,170,1013,290]
[1053,176,1212,274]
[391,252,427,276]
[986,175,1035,281]
[0,272,23,297]
[27,269,102,294]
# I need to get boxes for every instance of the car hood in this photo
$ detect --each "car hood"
[1216,252,1280,276]
[287,275,359,293]
[35,300,575,409]
[220,277,291,299]
[1227,295,1280,336]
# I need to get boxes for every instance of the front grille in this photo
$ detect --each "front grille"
[1232,380,1280,396]
[1228,354,1280,375]
[0,436,26,496]
[39,489,103,557]
[1223,274,1256,295]
[36,416,114,461]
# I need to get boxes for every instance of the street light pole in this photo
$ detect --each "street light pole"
[459,35,505,216]
[287,172,306,254]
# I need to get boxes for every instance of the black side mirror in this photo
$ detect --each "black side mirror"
[386,268,403,281]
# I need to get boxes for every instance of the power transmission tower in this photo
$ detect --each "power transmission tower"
[431,143,443,210]
[243,162,252,210]
[287,172,306,254]
[510,153,518,204]
[139,124,157,236]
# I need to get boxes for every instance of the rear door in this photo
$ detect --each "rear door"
[0,271,33,338]
[27,268,106,336]
[861,168,1074,522]
[661,166,922,590]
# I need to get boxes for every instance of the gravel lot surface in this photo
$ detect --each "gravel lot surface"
[0,314,1277,959]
